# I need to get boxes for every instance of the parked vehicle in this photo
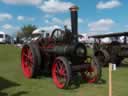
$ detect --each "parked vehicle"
[21,6,102,89]
[0,31,12,44]
[89,32,128,66]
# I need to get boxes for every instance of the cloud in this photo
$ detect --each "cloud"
[28,17,35,21]
[1,0,42,5]
[17,16,24,21]
[78,18,84,23]
[1,24,19,31]
[43,17,84,30]
[2,24,13,29]
[17,16,35,21]
[0,13,12,21]
[88,19,115,32]
[39,0,74,13]
[96,0,121,9]
[44,14,53,19]
[63,18,84,28]
[63,18,70,26]
[40,25,61,32]
[1,24,19,36]
[44,19,49,24]
[47,17,84,27]
[51,17,63,25]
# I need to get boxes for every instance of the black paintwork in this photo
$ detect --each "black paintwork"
[90,32,128,66]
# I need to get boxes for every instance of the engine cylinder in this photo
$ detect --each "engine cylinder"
[44,43,87,58]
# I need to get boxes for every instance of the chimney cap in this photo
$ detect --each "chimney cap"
[70,5,79,11]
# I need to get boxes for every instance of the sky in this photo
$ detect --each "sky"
[0,0,128,37]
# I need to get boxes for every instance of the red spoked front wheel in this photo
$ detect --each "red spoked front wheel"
[81,57,102,83]
[52,57,71,89]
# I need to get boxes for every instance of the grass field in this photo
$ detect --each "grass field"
[0,44,128,96]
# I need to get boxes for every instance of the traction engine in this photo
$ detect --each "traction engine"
[21,6,101,89]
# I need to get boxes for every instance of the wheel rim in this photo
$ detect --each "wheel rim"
[52,59,67,89]
[21,46,33,78]
[81,64,98,83]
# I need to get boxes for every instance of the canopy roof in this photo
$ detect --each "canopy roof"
[89,32,128,38]
[32,28,45,34]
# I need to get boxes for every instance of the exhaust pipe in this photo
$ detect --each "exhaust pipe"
[70,6,79,43]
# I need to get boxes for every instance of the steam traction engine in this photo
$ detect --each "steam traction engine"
[21,6,101,89]
[89,32,128,66]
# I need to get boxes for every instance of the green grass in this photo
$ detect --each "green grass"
[0,44,128,96]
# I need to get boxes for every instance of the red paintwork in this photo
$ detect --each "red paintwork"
[21,46,33,78]
[81,65,97,83]
[52,59,67,89]
[21,28,91,89]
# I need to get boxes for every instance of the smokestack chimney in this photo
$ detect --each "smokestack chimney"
[70,5,79,43]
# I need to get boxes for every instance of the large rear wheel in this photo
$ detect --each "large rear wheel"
[21,43,41,78]
[52,56,72,89]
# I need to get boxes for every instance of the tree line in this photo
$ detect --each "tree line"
[16,24,37,43]
[17,24,37,39]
